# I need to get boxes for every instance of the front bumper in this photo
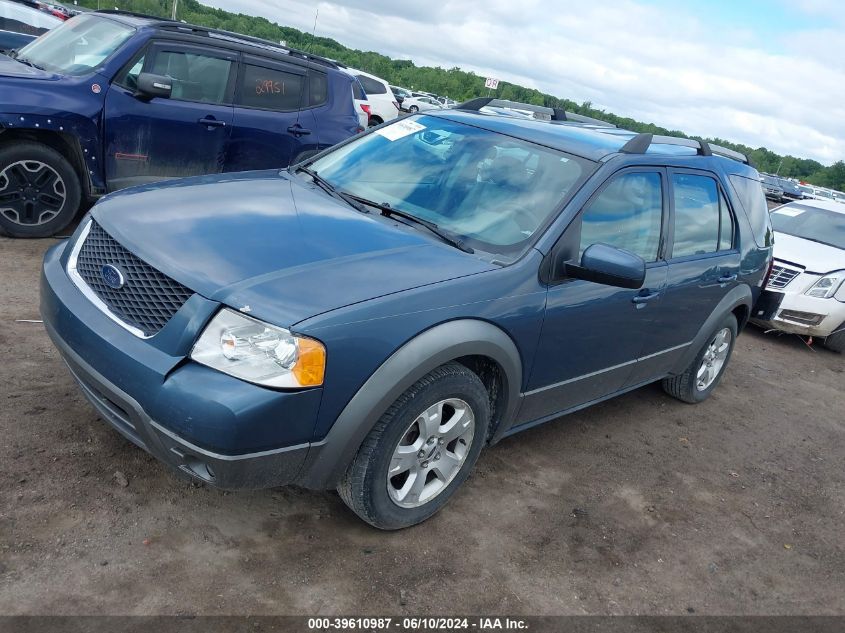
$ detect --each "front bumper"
[752,289,845,338]
[40,240,323,489]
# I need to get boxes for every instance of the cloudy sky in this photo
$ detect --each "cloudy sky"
[205,0,844,165]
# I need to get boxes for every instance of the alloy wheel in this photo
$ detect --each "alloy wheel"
[696,327,732,391]
[387,398,475,508]
[0,160,67,226]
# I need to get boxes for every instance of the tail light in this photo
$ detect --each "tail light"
[762,257,775,288]
[360,104,371,115]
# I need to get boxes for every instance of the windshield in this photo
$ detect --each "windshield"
[308,115,592,256]
[771,204,845,250]
[15,14,134,76]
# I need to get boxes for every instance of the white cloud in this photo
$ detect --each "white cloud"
[206,0,844,164]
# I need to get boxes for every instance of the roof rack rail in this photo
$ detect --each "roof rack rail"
[455,98,615,127]
[620,132,751,164]
[96,11,341,70]
[154,23,342,69]
[96,9,176,21]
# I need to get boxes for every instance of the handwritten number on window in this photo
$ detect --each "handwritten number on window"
[255,79,284,96]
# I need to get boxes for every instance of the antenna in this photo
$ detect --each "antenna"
[293,8,319,129]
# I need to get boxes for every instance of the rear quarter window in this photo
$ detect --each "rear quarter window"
[729,174,773,248]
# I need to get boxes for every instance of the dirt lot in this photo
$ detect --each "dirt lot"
[1,232,843,616]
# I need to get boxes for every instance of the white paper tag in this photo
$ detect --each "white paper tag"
[773,208,805,217]
[376,119,426,141]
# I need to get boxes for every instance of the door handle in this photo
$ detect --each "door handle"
[632,291,661,305]
[287,124,312,137]
[718,273,737,284]
[198,117,226,128]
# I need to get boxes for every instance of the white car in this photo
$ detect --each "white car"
[349,68,399,127]
[754,199,845,352]
[401,95,444,113]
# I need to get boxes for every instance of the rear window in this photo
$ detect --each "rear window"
[238,63,303,111]
[309,70,327,107]
[357,74,387,95]
[351,78,366,101]
[729,174,773,248]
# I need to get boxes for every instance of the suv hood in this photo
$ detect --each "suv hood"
[773,231,845,273]
[91,171,496,327]
[0,53,58,79]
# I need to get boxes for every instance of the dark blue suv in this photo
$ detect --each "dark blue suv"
[0,10,360,238]
[40,99,773,528]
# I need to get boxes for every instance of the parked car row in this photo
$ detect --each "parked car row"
[0,0,62,52]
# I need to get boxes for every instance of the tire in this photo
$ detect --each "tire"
[338,362,490,530]
[662,314,738,404]
[0,141,82,238]
[823,326,845,353]
[367,116,383,128]
[408,105,419,113]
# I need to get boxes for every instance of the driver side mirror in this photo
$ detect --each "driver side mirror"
[563,243,645,289]
[135,73,172,100]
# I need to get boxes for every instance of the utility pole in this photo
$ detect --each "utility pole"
[171,0,178,20]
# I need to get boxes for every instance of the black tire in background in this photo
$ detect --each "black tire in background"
[662,314,738,404]
[823,325,845,353]
[0,141,82,238]
[338,362,490,530]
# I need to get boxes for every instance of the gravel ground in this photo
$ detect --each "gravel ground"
[0,232,843,616]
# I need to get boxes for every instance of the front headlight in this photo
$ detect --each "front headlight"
[805,271,845,299]
[190,308,325,388]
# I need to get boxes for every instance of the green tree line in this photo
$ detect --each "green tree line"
[78,0,845,190]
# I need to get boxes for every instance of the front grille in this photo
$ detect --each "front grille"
[75,221,193,336]
[767,264,802,290]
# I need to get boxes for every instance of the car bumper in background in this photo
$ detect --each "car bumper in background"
[752,289,845,338]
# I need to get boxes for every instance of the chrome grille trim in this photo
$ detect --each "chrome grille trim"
[767,263,802,290]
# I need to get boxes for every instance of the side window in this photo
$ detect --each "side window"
[150,50,232,104]
[718,190,734,251]
[729,174,773,247]
[309,71,328,107]
[579,172,663,262]
[237,63,304,111]
[671,174,720,257]
[357,75,387,95]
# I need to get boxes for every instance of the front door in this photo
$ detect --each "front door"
[103,41,236,191]
[518,168,669,425]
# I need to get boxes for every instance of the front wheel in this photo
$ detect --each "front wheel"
[0,141,82,238]
[662,314,738,403]
[338,362,490,529]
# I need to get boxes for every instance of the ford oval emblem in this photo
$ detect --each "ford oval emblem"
[101,264,125,290]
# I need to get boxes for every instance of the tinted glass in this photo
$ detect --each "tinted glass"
[351,78,366,101]
[718,190,734,251]
[771,204,845,250]
[237,63,303,111]
[151,50,231,104]
[729,174,773,247]
[357,74,387,94]
[310,115,592,257]
[309,70,328,106]
[115,53,144,90]
[672,174,719,257]
[579,172,663,262]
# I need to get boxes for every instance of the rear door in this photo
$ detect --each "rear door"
[226,54,318,171]
[103,41,236,191]
[645,169,741,372]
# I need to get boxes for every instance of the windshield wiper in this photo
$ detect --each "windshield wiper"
[346,195,474,254]
[13,56,45,70]
[295,166,369,215]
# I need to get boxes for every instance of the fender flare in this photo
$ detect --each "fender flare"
[296,319,523,489]
[669,285,752,375]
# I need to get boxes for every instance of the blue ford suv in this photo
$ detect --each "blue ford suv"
[41,100,773,528]
[0,10,360,238]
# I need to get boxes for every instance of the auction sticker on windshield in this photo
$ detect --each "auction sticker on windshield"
[376,118,426,141]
